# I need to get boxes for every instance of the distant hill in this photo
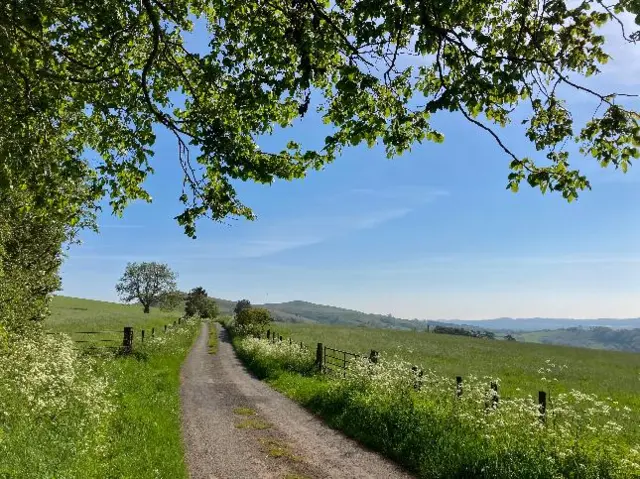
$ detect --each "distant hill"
[442,317,640,331]
[261,300,432,331]
[516,327,640,352]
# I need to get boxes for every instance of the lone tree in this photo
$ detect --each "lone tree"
[185,287,219,319]
[115,262,178,313]
[234,299,252,317]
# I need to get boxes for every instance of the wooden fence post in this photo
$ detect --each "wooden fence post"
[539,391,547,423]
[279,335,283,342]
[122,326,133,353]
[164,324,167,333]
[456,376,463,398]
[267,329,271,339]
[141,329,145,343]
[490,381,499,408]
[178,318,181,325]
[412,366,423,391]
[316,343,323,371]
[343,351,347,378]
[151,327,155,337]
[289,338,292,345]
[369,350,379,364]
[300,341,303,349]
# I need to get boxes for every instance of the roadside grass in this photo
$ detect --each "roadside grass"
[275,323,640,418]
[233,330,640,479]
[93,323,197,478]
[1,297,198,478]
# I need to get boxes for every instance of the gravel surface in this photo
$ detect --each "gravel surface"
[181,322,414,479]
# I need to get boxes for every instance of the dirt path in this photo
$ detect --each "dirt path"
[180,322,414,479]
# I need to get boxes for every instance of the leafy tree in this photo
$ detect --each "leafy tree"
[235,307,272,336]
[234,299,252,317]
[185,286,219,318]
[2,1,639,238]
[115,262,178,313]
[200,298,219,319]
[0,189,68,334]
[156,290,186,311]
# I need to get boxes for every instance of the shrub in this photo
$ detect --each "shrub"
[234,307,271,337]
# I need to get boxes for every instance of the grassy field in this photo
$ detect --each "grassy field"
[234,322,640,477]
[47,295,180,339]
[273,323,640,417]
[2,296,196,478]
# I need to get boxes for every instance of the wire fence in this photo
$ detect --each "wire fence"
[45,318,185,352]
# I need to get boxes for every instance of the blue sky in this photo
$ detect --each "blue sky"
[60,16,640,320]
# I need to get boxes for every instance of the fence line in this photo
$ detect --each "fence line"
[46,318,185,353]
[263,328,548,420]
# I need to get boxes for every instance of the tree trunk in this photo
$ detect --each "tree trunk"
[143,303,150,314]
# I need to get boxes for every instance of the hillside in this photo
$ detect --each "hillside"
[517,327,640,352]
[262,300,431,331]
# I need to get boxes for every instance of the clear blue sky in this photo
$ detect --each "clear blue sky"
[60,16,640,320]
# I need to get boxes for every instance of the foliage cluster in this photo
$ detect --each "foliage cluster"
[234,336,640,478]
[1,1,639,239]
[433,325,495,339]
[116,262,178,314]
[185,287,219,319]
[234,307,272,337]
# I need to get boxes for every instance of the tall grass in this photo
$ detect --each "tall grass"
[1,298,198,479]
[234,335,640,479]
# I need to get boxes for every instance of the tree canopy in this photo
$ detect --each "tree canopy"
[185,286,219,318]
[2,1,639,236]
[115,262,178,313]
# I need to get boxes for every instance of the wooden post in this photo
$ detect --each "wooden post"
[289,338,292,345]
[316,343,323,371]
[343,351,347,378]
[178,318,181,325]
[151,327,155,337]
[456,376,463,398]
[539,391,547,423]
[267,329,271,339]
[164,324,167,333]
[300,341,303,349]
[491,381,499,408]
[123,326,133,353]
[369,350,379,364]
[279,335,283,342]
[141,329,145,343]
[412,366,423,391]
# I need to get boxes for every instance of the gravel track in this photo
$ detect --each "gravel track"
[180,322,414,479]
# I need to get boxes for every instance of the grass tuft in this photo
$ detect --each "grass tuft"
[235,418,271,430]
[259,437,300,461]
[233,406,256,416]
[208,325,218,354]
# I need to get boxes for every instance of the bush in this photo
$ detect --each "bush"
[234,307,271,336]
